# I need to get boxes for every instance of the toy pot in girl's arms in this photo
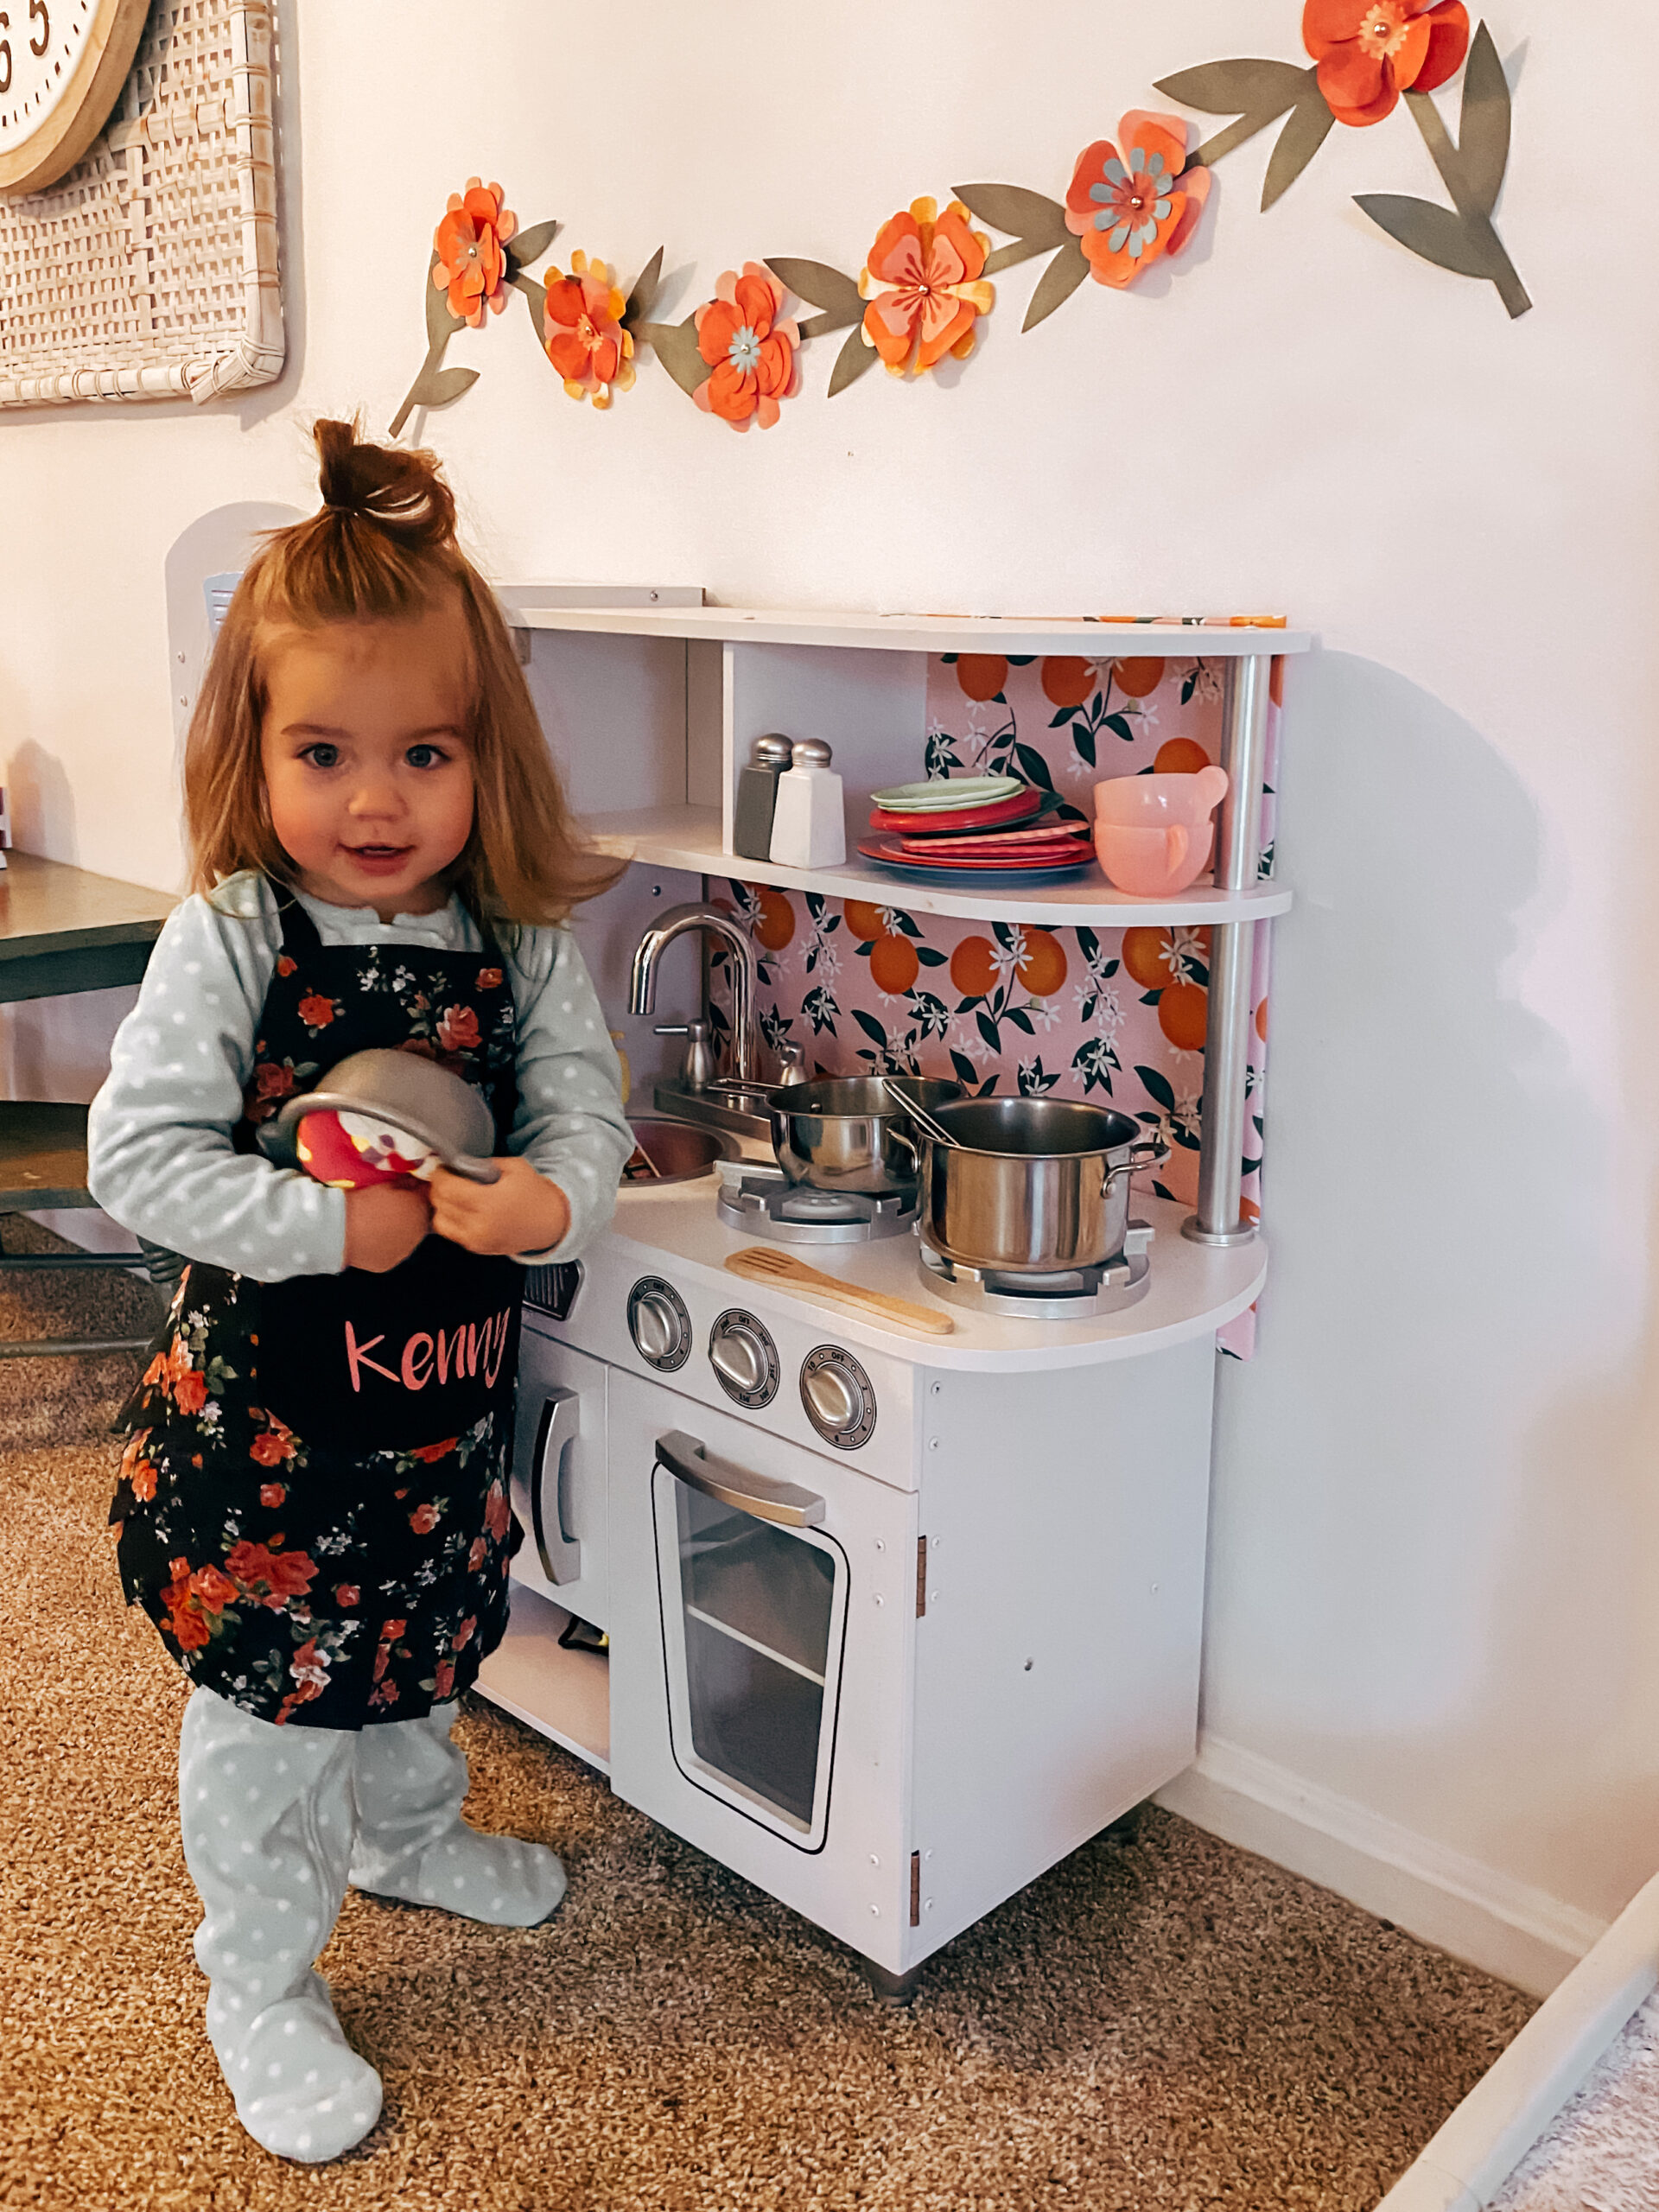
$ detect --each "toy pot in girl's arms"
[1093,766,1229,898]
[273,1048,502,1189]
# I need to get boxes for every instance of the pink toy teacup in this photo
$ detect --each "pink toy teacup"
[1093,766,1229,898]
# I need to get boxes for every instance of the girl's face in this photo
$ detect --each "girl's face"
[259,607,476,919]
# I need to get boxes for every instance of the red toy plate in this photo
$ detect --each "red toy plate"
[868,786,1048,835]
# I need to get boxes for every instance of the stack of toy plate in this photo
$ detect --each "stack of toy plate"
[858,777,1096,887]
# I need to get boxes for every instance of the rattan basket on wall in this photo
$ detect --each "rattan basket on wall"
[0,0,282,407]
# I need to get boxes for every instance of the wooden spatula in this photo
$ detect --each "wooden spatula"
[725,1246,954,1337]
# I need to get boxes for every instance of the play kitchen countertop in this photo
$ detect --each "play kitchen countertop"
[605,1178,1264,1372]
[0,851,175,1001]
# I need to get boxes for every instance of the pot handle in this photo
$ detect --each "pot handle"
[1107,1132,1172,1185]
[888,1123,920,1179]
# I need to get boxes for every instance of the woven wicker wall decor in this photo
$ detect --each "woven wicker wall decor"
[0,0,282,407]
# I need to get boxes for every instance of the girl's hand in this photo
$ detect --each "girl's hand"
[344,1183,433,1273]
[429,1157,570,1257]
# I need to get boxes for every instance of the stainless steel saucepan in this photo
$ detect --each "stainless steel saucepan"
[766,1076,963,1198]
[910,1095,1169,1274]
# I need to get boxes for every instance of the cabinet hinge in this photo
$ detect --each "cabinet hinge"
[909,1850,922,1927]
[915,1535,927,1618]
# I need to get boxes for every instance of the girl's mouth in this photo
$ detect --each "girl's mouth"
[342,843,414,874]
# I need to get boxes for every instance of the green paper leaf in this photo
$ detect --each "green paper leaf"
[625,245,665,327]
[1458,22,1511,218]
[1154,58,1312,116]
[424,252,462,347]
[1262,81,1336,210]
[509,218,560,270]
[516,270,546,340]
[414,364,480,410]
[826,322,877,397]
[639,316,709,398]
[982,236,1052,276]
[766,257,862,321]
[1354,194,1500,280]
[953,182,1067,249]
[1022,236,1089,332]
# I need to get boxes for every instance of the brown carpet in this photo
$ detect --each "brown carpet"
[0,1226,1534,2211]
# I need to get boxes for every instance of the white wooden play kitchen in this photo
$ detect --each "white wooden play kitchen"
[474,592,1306,1996]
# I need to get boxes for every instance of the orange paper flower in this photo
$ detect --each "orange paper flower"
[1065,114,1211,289]
[543,251,636,409]
[859,197,994,377]
[433,178,518,327]
[694,264,801,429]
[1303,0,1470,126]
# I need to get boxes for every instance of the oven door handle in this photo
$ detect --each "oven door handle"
[510,1388,583,1586]
[656,1430,826,1529]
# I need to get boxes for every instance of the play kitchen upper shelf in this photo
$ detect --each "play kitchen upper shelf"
[497,588,1314,659]
[586,804,1293,929]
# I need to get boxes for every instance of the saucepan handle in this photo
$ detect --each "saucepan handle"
[448,1153,503,1185]
[1106,1133,1172,1185]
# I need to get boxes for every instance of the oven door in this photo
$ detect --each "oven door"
[607,1366,916,1932]
[652,1428,848,1851]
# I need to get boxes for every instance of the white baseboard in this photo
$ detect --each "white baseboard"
[1155,1736,1608,2000]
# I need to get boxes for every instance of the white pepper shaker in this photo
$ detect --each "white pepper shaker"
[767,739,846,868]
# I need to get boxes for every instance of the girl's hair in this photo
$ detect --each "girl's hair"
[184,416,623,926]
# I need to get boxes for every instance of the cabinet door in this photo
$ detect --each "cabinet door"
[511,1326,610,1632]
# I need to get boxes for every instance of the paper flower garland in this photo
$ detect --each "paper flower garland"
[693,264,800,429]
[386,10,1530,441]
[1064,115,1211,288]
[858,198,994,376]
[543,253,636,408]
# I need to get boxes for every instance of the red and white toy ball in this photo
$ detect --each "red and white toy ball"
[294,1109,442,1191]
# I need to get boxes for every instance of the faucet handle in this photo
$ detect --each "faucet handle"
[654,1020,715,1093]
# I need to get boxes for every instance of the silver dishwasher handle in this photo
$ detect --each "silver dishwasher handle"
[512,1388,583,1586]
[656,1431,825,1529]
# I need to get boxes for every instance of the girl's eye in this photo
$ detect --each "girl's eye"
[300,742,339,769]
[406,744,448,769]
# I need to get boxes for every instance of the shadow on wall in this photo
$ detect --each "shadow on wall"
[1206,650,1643,1918]
[8,739,76,863]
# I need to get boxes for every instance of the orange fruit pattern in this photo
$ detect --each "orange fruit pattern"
[1112,656,1166,700]
[753,888,795,951]
[1122,928,1172,989]
[1040,657,1096,709]
[1153,738,1211,776]
[1158,980,1208,1052]
[843,900,890,943]
[950,937,999,998]
[955,654,1008,702]
[1016,930,1067,997]
[868,934,919,996]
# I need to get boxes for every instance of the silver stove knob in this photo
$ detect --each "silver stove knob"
[800,1345,876,1449]
[628,1276,691,1371]
[709,1309,779,1408]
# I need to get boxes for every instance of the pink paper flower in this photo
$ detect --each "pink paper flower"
[543,252,636,409]
[694,264,801,430]
[1065,115,1211,289]
[433,179,518,328]
[859,197,994,377]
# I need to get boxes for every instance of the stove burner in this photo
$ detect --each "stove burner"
[716,1168,918,1244]
[917,1224,1154,1319]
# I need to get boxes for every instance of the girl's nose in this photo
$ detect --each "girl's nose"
[346,781,404,819]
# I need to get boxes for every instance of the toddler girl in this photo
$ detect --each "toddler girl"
[88,421,632,2164]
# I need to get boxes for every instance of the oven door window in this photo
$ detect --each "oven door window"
[652,1459,849,1851]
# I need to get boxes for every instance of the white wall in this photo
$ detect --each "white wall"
[3,2,1655,1982]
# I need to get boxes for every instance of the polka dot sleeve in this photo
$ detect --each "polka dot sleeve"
[502,927,632,1264]
[86,882,350,1281]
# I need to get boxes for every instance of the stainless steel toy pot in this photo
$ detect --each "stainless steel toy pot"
[766,1077,963,1198]
[916,1096,1168,1274]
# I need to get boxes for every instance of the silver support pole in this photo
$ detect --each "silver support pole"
[1184,654,1271,1249]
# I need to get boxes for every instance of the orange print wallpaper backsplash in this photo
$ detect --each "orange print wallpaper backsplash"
[708,652,1278,1346]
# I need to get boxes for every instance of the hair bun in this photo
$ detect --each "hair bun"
[313,416,457,550]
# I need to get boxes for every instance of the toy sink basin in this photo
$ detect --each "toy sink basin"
[274,1048,500,1184]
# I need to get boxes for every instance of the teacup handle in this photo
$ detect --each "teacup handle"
[1164,825,1189,875]
[1195,765,1230,813]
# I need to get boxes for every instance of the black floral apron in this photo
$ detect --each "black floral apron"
[111,888,527,1728]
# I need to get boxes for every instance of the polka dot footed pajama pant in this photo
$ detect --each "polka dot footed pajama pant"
[178,1687,566,2163]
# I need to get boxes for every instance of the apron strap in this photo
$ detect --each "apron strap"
[270,881,325,958]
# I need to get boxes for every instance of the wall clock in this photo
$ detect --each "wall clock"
[0,0,149,194]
